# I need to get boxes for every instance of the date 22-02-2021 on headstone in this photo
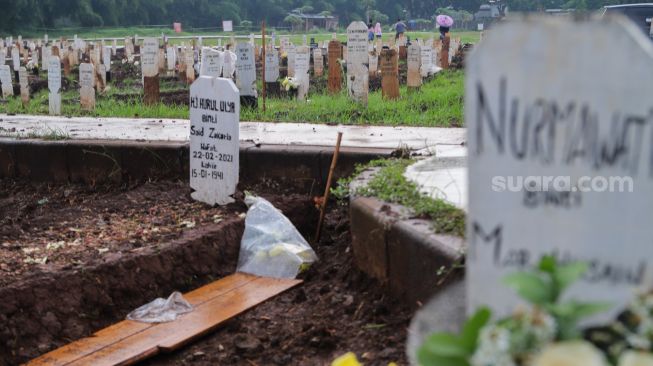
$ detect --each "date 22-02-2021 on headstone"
[189,76,240,206]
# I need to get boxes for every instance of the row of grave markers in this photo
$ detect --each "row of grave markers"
[0,24,461,113]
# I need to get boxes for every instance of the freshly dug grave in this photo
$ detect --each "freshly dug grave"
[145,205,413,366]
[0,179,316,365]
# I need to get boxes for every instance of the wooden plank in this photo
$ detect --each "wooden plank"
[26,273,265,366]
[68,276,301,366]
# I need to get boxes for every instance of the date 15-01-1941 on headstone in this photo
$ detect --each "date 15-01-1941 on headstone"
[466,16,653,323]
[189,76,240,206]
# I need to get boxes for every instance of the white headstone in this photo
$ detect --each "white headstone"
[42,47,50,70]
[466,17,653,323]
[420,45,433,77]
[346,21,370,104]
[235,43,257,97]
[200,47,224,78]
[368,52,378,75]
[79,63,95,88]
[0,49,5,66]
[103,46,111,69]
[222,50,236,79]
[11,48,20,71]
[189,76,240,205]
[407,44,422,88]
[166,46,176,72]
[265,48,280,82]
[141,37,159,77]
[295,46,310,100]
[48,56,61,115]
[0,65,13,98]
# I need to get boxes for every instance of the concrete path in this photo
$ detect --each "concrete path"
[0,114,465,150]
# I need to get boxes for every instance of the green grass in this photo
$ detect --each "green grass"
[333,158,466,237]
[242,71,464,126]
[5,70,464,126]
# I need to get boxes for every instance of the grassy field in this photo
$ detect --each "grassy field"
[21,26,480,45]
[5,71,464,127]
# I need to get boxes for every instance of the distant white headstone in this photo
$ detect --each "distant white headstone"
[141,38,159,77]
[189,76,240,205]
[420,45,433,77]
[48,56,61,115]
[166,46,176,72]
[295,46,310,100]
[11,48,20,71]
[235,43,257,97]
[0,49,5,66]
[265,48,280,82]
[42,47,50,70]
[467,17,653,323]
[103,46,111,69]
[222,49,236,79]
[407,44,422,88]
[346,21,369,104]
[79,62,95,110]
[200,47,223,78]
[0,65,13,98]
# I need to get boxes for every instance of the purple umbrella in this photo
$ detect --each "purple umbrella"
[436,15,454,27]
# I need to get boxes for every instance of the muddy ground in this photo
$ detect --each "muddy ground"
[1,180,411,365]
[145,204,412,366]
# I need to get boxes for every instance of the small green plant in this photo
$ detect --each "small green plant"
[418,256,614,366]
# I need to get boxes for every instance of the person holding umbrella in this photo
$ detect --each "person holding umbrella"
[436,14,454,40]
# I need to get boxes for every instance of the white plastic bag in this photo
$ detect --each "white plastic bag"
[237,196,318,279]
[126,292,193,323]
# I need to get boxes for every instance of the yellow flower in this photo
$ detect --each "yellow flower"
[531,341,608,366]
[332,352,362,366]
[619,351,653,366]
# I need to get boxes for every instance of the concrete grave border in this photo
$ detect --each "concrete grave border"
[349,166,465,307]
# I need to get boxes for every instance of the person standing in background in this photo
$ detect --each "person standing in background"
[368,23,375,41]
[394,18,407,40]
[374,22,382,39]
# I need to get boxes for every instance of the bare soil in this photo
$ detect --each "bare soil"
[145,205,412,366]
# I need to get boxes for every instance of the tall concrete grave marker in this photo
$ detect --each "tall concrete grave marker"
[0,65,13,98]
[265,48,280,82]
[18,66,28,105]
[407,44,422,88]
[79,63,95,110]
[200,47,223,78]
[346,21,369,105]
[189,76,240,205]
[142,37,160,105]
[235,43,257,99]
[295,46,310,100]
[166,46,176,76]
[48,56,61,115]
[466,17,653,322]
[420,44,433,77]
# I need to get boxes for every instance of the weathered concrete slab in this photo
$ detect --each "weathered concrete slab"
[0,114,466,149]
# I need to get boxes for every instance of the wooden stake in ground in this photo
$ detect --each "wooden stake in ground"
[381,49,400,100]
[314,132,343,244]
[327,40,342,94]
[441,34,450,69]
